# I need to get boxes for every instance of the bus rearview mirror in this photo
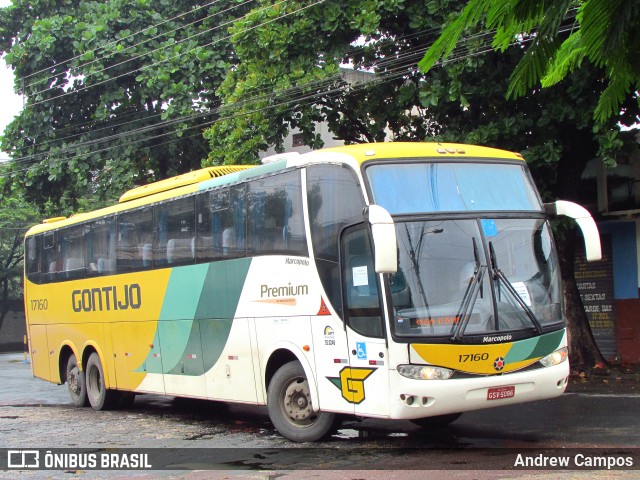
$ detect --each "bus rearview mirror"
[545,200,602,262]
[367,204,398,273]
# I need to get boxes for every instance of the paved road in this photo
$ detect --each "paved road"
[1,353,639,479]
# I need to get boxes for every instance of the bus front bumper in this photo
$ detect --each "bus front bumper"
[388,361,570,420]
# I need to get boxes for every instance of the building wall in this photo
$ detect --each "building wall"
[599,220,640,364]
[259,123,345,159]
[0,302,27,353]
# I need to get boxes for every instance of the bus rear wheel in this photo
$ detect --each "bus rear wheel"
[85,352,116,410]
[66,354,88,407]
[267,361,336,442]
[410,413,462,429]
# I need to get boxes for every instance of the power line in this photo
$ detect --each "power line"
[1,36,501,176]
[1,38,494,174]
[1,11,579,177]
[25,0,296,106]
[10,25,445,156]
[22,0,230,84]
[3,0,341,170]
[5,25,450,162]
[26,0,257,98]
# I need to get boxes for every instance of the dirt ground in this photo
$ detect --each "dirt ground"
[567,363,640,394]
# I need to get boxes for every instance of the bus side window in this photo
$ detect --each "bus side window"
[60,225,87,280]
[118,208,153,272]
[196,187,248,262]
[230,185,247,256]
[158,196,195,266]
[307,164,364,319]
[195,191,217,262]
[89,217,116,275]
[245,171,307,257]
[43,232,59,282]
[25,236,42,284]
[341,225,384,338]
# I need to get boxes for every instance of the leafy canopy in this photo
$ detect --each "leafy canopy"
[206,0,637,368]
[0,193,40,329]
[0,0,250,212]
[418,0,640,122]
[205,0,455,165]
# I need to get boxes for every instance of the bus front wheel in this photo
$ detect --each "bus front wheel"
[267,361,336,442]
[85,352,116,410]
[66,354,88,407]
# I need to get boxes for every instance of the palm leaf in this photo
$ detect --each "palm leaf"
[580,0,623,65]
[541,31,586,87]
[418,0,492,72]
[594,75,630,122]
[506,37,560,99]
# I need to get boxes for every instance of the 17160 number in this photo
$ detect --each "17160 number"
[30,299,49,310]
[458,353,489,362]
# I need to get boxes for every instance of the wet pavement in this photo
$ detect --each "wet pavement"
[1,353,639,479]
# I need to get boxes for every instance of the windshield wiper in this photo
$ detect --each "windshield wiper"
[451,238,486,341]
[489,241,543,334]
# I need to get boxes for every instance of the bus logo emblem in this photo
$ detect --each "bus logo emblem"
[494,357,505,371]
[327,367,376,404]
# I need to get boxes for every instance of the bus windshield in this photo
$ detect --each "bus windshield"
[390,218,562,339]
[366,161,541,213]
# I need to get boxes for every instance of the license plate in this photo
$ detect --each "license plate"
[487,385,515,400]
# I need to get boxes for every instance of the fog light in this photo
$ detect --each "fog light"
[397,364,453,380]
[539,347,568,367]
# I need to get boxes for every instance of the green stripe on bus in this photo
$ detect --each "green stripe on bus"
[196,258,252,373]
[195,258,252,320]
[138,258,252,375]
[504,330,564,363]
[526,329,564,360]
[159,264,209,373]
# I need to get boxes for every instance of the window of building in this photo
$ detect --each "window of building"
[292,133,305,148]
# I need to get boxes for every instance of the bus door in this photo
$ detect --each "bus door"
[341,225,390,417]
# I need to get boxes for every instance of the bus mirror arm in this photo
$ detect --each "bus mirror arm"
[365,204,398,274]
[544,200,602,262]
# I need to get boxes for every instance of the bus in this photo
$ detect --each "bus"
[24,142,601,442]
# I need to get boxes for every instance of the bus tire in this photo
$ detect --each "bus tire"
[410,413,462,429]
[267,361,336,442]
[66,354,88,407]
[85,352,116,410]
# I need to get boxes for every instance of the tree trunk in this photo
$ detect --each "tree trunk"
[555,226,606,370]
[0,278,9,333]
[550,124,608,371]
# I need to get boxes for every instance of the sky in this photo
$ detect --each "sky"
[0,0,23,161]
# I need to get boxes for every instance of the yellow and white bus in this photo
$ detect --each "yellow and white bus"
[24,142,601,442]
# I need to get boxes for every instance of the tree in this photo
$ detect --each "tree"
[206,0,639,369]
[0,195,39,332]
[204,0,442,165]
[418,0,640,123]
[0,0,251,212]
[422,51,638,368]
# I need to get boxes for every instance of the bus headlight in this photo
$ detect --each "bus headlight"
[539,347,568,367]
[397,364,453,380]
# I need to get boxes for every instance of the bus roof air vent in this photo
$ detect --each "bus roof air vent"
[118,165,255,203]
